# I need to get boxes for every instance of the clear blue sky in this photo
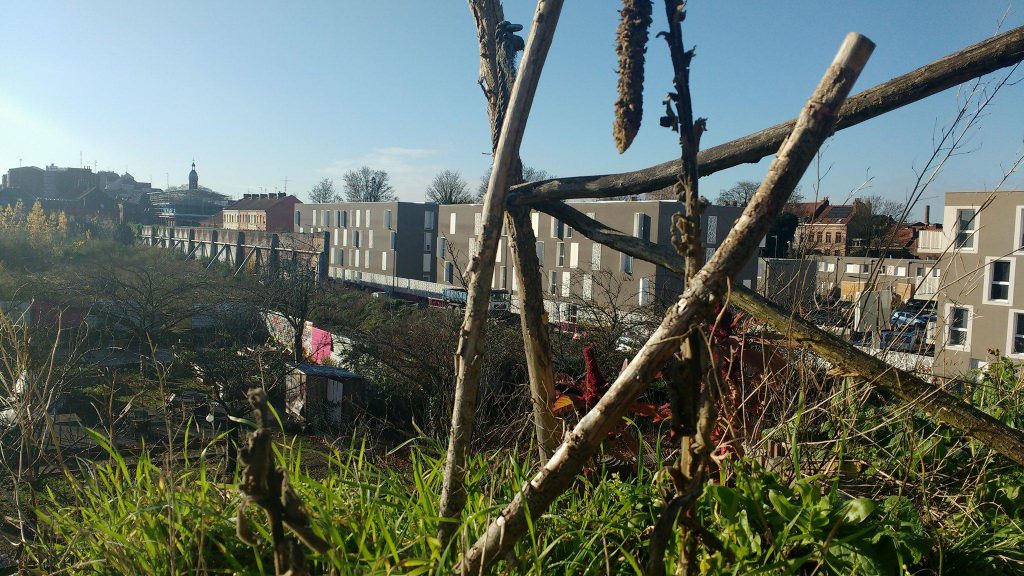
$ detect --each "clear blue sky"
[2,1,1022,221]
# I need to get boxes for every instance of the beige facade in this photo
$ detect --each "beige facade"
[929,191,1024,377]
[437,200,755,322]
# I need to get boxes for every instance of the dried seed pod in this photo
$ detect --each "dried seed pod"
[614,0,654,153]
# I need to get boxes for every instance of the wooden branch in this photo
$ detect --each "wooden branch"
[438,0,564,546]
[508,25,1024,205]
[508,207,562,462]
[458,33,874,574]
[545,201,1024,467]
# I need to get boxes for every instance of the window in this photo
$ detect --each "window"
[531,212,540,236]
[1012,311,1024,355]
[295,210,301,226]
[570,243,579,268]
[706,215,718,245]
[424,210,434,231]
[365,209,372,227]
[354,249,361,268]
[621,253,633,275]
[557,242,566,267]
[582,274,593,299]
[549,270,558,294]
[988,260,1012,302]
[337,250,344,266]
[561,271,571,297]
[816,231,823,242]
[364,250,370,269]
[368,230,374,249]
[391,231,398,250]
[551,217,563,239]
[341,210,348,227]
[496,239,502,263]
[835,232,842,244]
[826,232,832,243]
[381,252,388,271]
[312,209,317,226]
[445,262,454,284]
[355,209,361,228]
[948,306,970,347]
[845,263,865,274]
[536,241,545,264]
[385,209,393,230]
[342,229,348,247]
[565,225,573,239]
[424,232,432,253]
[321,210,327,226]
[639,278,651,306]
[633,213,651,241]
[592,244,602,270]
[422,253,431,272]
[955,208,977,249]
[469,238,477,255]
[474,213,483,235]
[353,230,361,248]
[498,266,508,289]
[449,212,457,235]
[437,236,446,258]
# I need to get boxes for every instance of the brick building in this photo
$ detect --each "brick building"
[222,192,301,232]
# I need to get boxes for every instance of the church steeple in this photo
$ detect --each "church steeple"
[188,160,198,191]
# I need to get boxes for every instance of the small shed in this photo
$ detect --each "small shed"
[285,363,365,428]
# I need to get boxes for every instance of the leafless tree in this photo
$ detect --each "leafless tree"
[342,166,396,202]
[308,177,337,203]
[426,170,473,204]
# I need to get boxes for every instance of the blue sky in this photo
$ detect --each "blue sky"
[1,1,1022,221]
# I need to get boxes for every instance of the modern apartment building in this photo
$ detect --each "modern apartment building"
[295,201,438,283]
[921,190,1024,377]
[436,200,754,320]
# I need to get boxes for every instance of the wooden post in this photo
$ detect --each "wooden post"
[457,33,874,574]
[438,0,564,545]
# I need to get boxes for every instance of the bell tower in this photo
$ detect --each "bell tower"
[188,160,198,191]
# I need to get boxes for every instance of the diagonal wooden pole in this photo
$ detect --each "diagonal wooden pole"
[541,201,1024,466]
[438,0,564,546]
[457,33,874,574]
[466,0,562,465]
[507,25,1024,205]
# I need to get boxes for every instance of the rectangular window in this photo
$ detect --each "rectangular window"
[835,232,842,244]
[368,230,374,249]
[536,241,545,264]
[551,217,563,239]
[633,213,651,241]
[437,236,446,258]
[364,250,370,269]
[312,209,317,226]
[354,249,361,268]
[561,271,571,297]
[353,230,361,248]
[423,253,431,272]
[549,270,558,295]
[445,262,454,284]
[496,239,502,263]
[365,210,372,227]
[450,212,457,235]
[335,210,341,227]
[295,210,301,226]
[355,209,361,228]
[621,253,634,275]
[391,231,398,250]
[845,263,861,274]
[385,209,393,230]
[825,232,832,243]
[321,210,327,226]
[557,242,566,267]
[469,238,477,256]
[342,229,348,247]
[499,266,508,289]
[582,274,593,300]
[955,208,976,249]
[565,225,573,239]
[337,250,344,266]
[639,277,651,306]
[569,243,579,268]
[381,252,388,271]
[706,215,718,245]
[949,306,969,347]
[990,260,1011,302]
[424,210,434,231]
[1013,312,1024,355]
[341,210,348,227]
[592,244,602,270]
[474,213,483,235]
[424,232,432,253]
[531,212,540,236]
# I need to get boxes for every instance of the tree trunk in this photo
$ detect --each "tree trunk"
[457,33,873,573]
[438,0,565,545]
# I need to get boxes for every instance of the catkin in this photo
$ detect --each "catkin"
[614,0,654,153]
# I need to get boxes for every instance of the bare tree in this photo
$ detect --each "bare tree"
[308,177,337,203]
[846,194,908,256]
[425,170,472,204]
[342,166,396,202]
[476,164,550,200]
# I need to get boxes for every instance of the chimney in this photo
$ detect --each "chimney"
[924,205,930,226]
